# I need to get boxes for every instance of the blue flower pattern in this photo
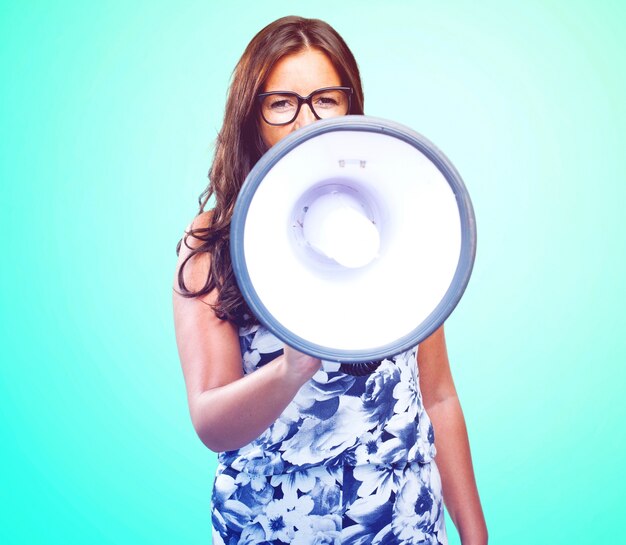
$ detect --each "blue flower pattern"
[212,325,447,544]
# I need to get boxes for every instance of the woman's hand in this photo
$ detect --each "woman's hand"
[282,345,322,381]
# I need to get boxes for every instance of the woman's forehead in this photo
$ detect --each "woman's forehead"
[262,49,341,94]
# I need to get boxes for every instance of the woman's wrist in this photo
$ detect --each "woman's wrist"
[274,351,320,388]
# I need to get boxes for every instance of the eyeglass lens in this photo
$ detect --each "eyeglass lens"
[260,88,350,125]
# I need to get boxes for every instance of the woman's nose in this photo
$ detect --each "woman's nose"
[293,103,317,130]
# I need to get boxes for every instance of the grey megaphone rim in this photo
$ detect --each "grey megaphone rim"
[231,115,476,364]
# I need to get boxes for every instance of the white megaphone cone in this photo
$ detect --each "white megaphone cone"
[231,116,476,365]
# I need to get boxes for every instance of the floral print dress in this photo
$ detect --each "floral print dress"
[211,325,448,545]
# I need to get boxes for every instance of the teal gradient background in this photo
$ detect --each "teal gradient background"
[1,1,624,543]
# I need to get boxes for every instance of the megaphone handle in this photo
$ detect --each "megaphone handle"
[339,360,382,376]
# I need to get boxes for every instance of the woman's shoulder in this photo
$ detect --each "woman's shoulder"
[184,210,213,242]
[175,210,215,292]
[177,210,214,257]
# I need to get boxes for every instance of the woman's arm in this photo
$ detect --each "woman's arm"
[418,326,488,545]
[172,212,320,452]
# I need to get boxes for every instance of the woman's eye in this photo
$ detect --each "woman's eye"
[316,96,338,106]
[314,94,341,108]
[268,97,295,110]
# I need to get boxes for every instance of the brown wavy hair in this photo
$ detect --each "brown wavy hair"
[175,16,365,325]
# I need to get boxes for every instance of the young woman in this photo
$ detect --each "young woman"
[173,16,487,545]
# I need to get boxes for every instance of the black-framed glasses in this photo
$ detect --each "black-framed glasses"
[257,86,353,126]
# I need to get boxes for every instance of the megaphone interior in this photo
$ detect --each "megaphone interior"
[231,116,476,365]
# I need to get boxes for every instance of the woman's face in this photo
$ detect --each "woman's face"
[259,48,343,149]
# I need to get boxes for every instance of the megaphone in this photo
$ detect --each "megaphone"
[231,116,476,367]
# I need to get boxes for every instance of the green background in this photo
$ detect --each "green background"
[1,1,624,543]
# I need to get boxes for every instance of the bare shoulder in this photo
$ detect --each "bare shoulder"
[179,210,214,254]
[418,325,448,363]
[417,325,456,408]
[174,210,214,294]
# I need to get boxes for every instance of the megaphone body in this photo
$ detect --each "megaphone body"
[231,116,476,366]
